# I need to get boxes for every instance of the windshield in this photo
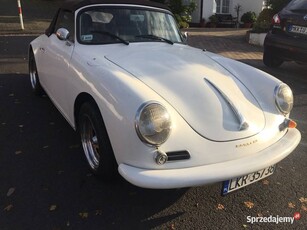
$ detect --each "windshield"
[77,6,183,45]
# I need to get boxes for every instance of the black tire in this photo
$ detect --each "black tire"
[263,49,283,68]
[29,50,44,95]
[78,102,117,180]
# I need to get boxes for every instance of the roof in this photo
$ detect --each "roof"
[61,0,170,12]
[45,0,170,36]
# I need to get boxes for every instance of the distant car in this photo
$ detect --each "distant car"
[29,0,301,193]
[263,0,307,67]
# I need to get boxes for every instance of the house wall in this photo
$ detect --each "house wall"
[191,0,201,23]
[190,0,267,24]
[233,0,267,21]
[203,0,216,21]
[191,0,216,23]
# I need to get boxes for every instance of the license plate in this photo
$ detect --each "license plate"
[222,165,276,195]
[289,25,307,35]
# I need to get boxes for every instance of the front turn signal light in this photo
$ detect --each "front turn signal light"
[279,119,297,131]
[288,120,297,129]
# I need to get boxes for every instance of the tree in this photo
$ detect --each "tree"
[252,8,275,33]
[266,0,292,13]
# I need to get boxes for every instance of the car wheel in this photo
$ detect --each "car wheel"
[78,102,117,179]
[263,49,283,68]
[29,50,44,95]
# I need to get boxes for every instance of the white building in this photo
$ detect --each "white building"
[190,0,267,24]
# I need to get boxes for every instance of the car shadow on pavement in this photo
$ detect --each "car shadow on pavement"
[0,73,189,229]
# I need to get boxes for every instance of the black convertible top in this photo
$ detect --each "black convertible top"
[45,0,170,36]
[61,0,170,12]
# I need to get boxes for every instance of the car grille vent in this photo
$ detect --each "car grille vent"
[166,151,190,161]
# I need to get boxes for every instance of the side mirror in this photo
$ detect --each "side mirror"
[56,28,70,41]
[182,31,188,44]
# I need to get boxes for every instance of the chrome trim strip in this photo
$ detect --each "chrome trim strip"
[204,78,249,131]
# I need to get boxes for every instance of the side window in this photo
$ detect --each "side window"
[54,11,75,42]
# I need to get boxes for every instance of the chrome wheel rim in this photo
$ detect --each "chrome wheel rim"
[29,58,38,89]
[80,115,100,170]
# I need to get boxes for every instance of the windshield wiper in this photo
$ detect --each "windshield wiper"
[136,34,174,45]
[90,30,129,45]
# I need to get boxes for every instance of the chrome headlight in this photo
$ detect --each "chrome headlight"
[135,102,172,146]
[274,83,293,115]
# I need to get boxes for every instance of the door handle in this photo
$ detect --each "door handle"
[39,47,45,53]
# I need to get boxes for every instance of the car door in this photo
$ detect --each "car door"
[41,10,75,119]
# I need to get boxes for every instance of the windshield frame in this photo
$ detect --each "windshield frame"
[76,4,184,45]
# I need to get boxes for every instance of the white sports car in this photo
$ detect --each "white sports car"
[29,0,301,193]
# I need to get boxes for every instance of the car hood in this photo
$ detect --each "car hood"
[102,43,265,141]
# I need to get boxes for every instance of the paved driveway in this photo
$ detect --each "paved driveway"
[187,28,263,65]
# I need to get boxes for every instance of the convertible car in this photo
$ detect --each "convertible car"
[29,0,301,193]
